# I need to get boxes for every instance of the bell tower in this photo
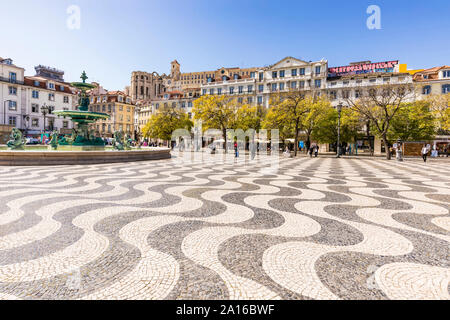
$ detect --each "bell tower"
[170,60,181,81]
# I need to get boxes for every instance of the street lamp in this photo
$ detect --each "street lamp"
[336,104,343,158]
[41,104,49,135]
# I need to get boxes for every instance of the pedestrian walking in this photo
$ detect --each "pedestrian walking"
[421,144,428,163]
[234,141,239,158]
[314,145,319,158]
[250,142,256,160]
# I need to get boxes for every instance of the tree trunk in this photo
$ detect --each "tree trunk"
[366,120,373,156]
[294,123,299,157]
[306,133,311,154]
[383,134,391,160]
[223,128,227,153]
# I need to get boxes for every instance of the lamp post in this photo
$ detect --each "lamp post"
[41,104,49,135]
[336,104,343,158]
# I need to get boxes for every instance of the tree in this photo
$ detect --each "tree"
[236,104,266,132]
[142,104,193,145]
[345,83,415,159]
[387,100,436,141]
[426,93,450,134]
[192,95,238,150]
[267,89,313,156]
[300,95,333,151]
[312,107,363,146]
[262,105,294,142]
[235,104,267,149]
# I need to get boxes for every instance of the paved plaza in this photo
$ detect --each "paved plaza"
[0,154,448,300]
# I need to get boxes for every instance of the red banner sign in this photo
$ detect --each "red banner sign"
[328,60,399,76]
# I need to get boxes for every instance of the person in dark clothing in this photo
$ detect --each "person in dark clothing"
[314,145,319,157]
[421,144,429,163]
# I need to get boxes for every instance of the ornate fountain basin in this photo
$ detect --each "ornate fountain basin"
[0,148,171,166]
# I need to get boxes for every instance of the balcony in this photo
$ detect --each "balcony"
[0,76,24,85]
[202,78,256,87]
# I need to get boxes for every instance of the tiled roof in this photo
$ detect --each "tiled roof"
[24,76,74,94]
[419,66,450,74]
[413,66,450,82]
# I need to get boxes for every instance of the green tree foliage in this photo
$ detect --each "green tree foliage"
[262,105,294,142]
[192,95,238,149]
[263,90,314,156]
[387,100,436,141]
[426,93,450,134]
[312,107,363,144]
[142,104,193,144]
[235,104,266,132]
[346,83,415,159]
[300,96,334,148]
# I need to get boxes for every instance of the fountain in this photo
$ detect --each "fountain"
[0,71,171,165]
[53,71,110,151]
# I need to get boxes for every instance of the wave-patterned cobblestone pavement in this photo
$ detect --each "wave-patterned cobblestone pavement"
[0,155,448,300]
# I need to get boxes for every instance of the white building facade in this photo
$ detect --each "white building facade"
[23,75,77,136]
[0,58,77,138]
[0,58,26,128]
[200,57,328,108]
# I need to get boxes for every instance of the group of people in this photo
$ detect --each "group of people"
[140,140,159,147]
[421,144,449,162]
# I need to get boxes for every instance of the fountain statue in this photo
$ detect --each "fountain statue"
[7,128,26,150]
[0,70,171,165]
[53,71,110,150]
[112,130,124,150]
[49,131,59,150]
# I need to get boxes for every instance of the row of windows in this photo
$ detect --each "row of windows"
[203,85,255,95]
[31,90,69,103]
[95,124,132,133]
[181,71,256,81]
[26,118,69,128]
[153,101,193,110]
[6,116,68,128]
[422,85,450,95]
[45,83,65,91]
[201,79,322,96]
[91,96,131,104]
[272,68,306,78]
[4,101,56,112]
[329,77,402,87]
[89,104,132,113]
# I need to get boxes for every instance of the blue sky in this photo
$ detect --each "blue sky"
[1,0,449,90]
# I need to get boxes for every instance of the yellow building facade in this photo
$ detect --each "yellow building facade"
[89,91,136,139]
